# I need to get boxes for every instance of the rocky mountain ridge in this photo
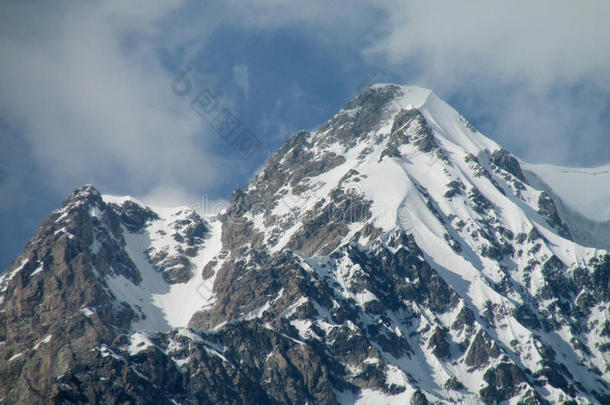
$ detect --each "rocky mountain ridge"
[1,84,608,404]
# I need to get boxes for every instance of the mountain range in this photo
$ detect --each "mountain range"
[1,84,608,404]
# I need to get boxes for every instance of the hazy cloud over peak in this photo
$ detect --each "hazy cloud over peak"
[0,1,223,200]
[1,0,609,268]
[369,1,610,88]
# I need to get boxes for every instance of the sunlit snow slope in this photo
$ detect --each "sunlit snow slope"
[99,195,223,331]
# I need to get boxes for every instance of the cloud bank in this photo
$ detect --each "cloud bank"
[1,0,608,201]
[0,1,220,204]
[1,0,609,269]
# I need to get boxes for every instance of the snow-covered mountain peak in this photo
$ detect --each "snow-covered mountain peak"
[242,84,573,258]
[367,83,433,110]
[339,84,500,156]
[1,84,609,404]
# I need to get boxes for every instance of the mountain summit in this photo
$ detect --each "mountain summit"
[1,85,609,404]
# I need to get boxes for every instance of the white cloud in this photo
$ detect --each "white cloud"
[1,0,608,209]
[368,1,610,90]
[0,1,221,201]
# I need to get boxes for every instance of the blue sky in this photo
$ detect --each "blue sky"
[1,0,610,269]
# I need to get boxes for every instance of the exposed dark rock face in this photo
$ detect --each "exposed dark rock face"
[464,330,501,369]
[0,186,136,403]
[428,327,451,359]
[39,322,349,405]
[113,200,159,233]
[590,254,610,302]
[469,186,494,214]
[480,362,530,404]
[491,148,527,183]
[410,390,429,405]
[514,303,542,330]
[537,191,572,239]
[444,180,465,199]
[147,209,209,283]
[338,85,402,143]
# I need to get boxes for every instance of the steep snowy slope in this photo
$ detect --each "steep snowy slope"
[1,84,608,404]
[522,163,610,252]
[100,195,223,330]
[522,163,610,223]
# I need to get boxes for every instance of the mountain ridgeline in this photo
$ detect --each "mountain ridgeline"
[1,85,609,404]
